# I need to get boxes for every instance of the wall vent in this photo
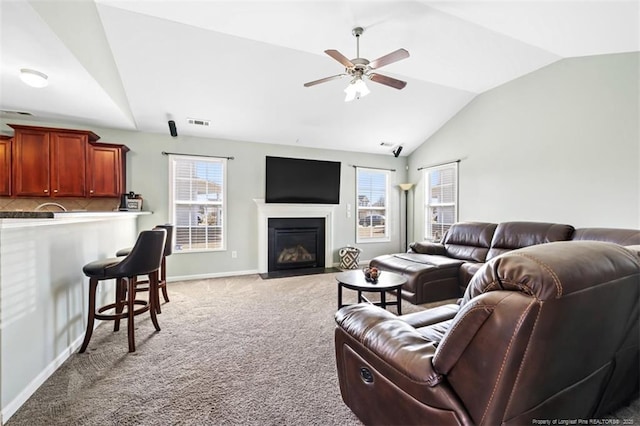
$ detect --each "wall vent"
[187,118,210,126]
[379,141,393,147]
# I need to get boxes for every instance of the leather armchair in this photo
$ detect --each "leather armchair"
[335,241,640,425]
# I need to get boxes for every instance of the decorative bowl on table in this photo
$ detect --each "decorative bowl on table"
[362,267,381,283]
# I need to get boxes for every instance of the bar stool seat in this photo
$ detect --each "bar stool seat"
[116,224,174,313]
[79,228,167,353]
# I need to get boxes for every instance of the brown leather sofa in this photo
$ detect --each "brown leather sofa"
[369,221,640,304]
[335,241,640,425]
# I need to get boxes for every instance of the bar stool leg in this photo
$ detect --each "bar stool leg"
[114,278,126,332]
[160,256,170,304]
[127,276,137,352]
[79,278,98,353]
[149,271,161,332]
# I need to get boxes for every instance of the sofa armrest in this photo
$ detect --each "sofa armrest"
[410,241,447,255]
[335,304,441,383]
[400,303,460,328]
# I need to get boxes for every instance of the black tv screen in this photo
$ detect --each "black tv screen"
[266,156,341,204]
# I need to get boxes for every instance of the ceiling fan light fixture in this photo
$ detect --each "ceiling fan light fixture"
[19,68,48,88]
[344,77,370,102]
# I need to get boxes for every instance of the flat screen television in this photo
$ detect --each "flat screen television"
[265,156,341,204]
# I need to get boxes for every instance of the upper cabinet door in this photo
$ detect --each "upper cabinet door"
[0,137,11,196]
[50,132,87,197]
[88,144,126,197]
[13,128,50,196]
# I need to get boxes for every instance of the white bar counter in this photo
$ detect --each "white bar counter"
[0,211,150,422]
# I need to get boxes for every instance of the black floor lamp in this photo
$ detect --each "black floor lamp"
[398,183,414,252]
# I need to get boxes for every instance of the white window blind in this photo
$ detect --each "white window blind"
[356,168,390,242]
[424,162,458,242]
[169,155,226,252]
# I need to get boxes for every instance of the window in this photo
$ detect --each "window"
[169,155,226,252]
[357,168,390,242]
[424,162,458,242]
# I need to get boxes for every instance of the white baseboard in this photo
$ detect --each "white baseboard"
[1,332,86,423]
[167,269,259,283]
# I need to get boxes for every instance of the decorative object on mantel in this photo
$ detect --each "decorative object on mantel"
[399,183,415,252]
[303,27,409,102]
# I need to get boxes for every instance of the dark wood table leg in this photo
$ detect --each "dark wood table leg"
[338,282,343,309]
[380,291,386,309]
[396,288,402,315]
[357,290,363,303]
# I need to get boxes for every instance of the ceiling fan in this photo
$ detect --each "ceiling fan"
[304,27,409,102]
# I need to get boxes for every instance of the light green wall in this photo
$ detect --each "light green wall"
[0,118,408,278]
[407,52,640,241]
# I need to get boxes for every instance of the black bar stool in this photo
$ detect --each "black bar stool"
[116,224,174,313]
[80,228,167,353]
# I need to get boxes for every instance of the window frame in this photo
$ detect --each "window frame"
[423,162,458,242]
[356,167,391,244]
[168,154,227,253]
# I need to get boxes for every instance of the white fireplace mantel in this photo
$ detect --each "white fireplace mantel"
[254,199,336,273]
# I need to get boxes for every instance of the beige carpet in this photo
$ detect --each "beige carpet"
[5,273,639,425]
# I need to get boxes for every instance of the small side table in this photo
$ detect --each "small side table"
[336,270,406,314]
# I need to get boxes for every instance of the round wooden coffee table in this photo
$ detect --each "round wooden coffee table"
[336,270,406,314]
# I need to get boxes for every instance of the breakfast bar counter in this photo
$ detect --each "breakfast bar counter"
[0,211,150,421]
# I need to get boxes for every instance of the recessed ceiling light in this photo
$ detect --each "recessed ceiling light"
[19,68,48,88]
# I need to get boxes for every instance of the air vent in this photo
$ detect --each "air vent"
[379,141,393,147]
[0,110,33,116]
[187,118,210,127]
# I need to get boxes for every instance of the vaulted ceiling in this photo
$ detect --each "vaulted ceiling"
[1,1,638,155]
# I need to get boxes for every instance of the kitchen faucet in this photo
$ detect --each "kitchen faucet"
[34,202,67,212]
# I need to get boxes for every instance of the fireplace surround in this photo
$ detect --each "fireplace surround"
[255,199,335,273]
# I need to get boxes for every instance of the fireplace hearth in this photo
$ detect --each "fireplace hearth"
[268,217,325,273]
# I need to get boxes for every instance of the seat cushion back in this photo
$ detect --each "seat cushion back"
[486,221,574,261]
[572,227,640,245]
[441,222,497,262]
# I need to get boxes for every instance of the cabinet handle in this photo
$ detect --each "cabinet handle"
[43,189,48,193]
[90,190,94,194]
[53,189,58,193]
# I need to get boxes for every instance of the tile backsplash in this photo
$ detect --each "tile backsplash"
[0,197,120,212]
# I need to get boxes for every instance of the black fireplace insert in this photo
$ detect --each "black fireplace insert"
[268,217,325,272]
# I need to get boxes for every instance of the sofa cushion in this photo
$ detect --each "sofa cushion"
[370,254,464,303]
[458,262,483,289]
[486,221,574,260]
[572,227,640,245]
[409,241,447,255]
[441,222,497,262]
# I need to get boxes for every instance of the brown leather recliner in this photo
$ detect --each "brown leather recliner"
[335,241,640,425]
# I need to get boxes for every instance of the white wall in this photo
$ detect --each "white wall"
[407,52,639,241]
[0,216,139,421]
[0,118,408,278]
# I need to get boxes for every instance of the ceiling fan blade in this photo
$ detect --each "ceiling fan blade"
[303,74,345,87]
[325,50,354,68]
[369,48,410,70]
[369,73,407,90]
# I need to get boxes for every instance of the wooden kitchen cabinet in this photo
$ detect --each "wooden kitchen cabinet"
[50,131,88,196]
[87,143,129,197]
[7,124,126,199]
[0,136,11,196]
[11,127,51,196]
